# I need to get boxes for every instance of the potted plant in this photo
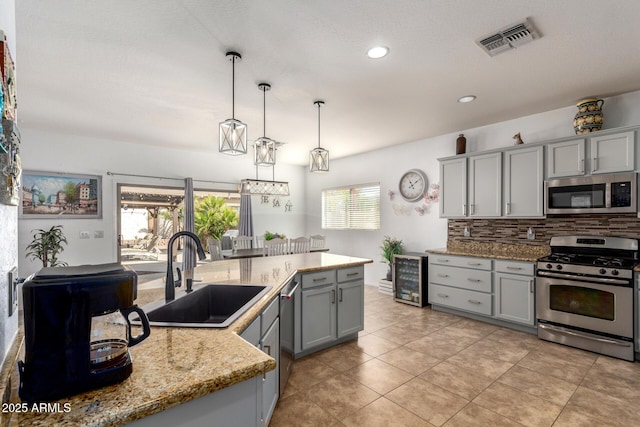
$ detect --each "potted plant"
[25,225,68,268]
[264,231,286,240]
[380,235,403,281]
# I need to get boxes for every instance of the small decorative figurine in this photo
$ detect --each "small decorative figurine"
[513,132,524,145]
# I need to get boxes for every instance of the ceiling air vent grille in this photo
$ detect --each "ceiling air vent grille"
[476,18,540,57]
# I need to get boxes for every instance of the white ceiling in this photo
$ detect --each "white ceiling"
[14,0,640,166]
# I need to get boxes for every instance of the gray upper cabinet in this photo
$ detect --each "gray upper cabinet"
[468,152,502,217]
[439,157,467,218]
[546,139,585,178]
[504,146,544,217]
[589,131,635,174]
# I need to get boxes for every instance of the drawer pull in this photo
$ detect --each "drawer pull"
[506,266,522,270]
[339,288,343,302]
[530,279,534,293]
[437,258,449,263]
[467,262,482,266]
[346,272,359,277]
[313,277,328,282]
[437,293,449,298]
[467,278,481,283]
[468,299,482,305]
[437,273,449,278]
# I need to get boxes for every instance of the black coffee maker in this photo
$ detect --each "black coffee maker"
[18,263,151,402]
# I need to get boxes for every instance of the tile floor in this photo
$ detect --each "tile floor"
[269,284,640,426]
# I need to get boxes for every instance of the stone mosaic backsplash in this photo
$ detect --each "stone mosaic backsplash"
[448,214,640,247]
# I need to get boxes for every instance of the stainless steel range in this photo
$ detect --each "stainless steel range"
[536,236,638,361]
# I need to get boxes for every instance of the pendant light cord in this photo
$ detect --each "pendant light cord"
[262,86,266,137]
[231,56,235,119]
[317,102,321,148]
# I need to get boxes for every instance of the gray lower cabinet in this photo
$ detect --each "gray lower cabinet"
[298,266,364,354]
[494,260,535,326]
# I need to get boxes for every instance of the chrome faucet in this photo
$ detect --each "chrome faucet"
[165,231,206,301]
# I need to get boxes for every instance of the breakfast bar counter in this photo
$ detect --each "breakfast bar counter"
[0,252,372,427]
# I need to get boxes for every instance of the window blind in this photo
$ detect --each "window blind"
[322,183,380,230]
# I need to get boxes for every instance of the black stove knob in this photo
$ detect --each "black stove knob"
[556,264,563,270]
[612,269,619,276]
[599,268,606,275]
[546,263,553,270]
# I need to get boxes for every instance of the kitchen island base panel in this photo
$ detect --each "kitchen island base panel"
[431,304,537,336]
[293,333,359,360]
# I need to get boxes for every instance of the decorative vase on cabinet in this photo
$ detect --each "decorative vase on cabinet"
[456,134,466,155]
[574,98,604,134]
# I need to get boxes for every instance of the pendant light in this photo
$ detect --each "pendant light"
[219,51,248,155]
[254,83,276,166]
[309,100,329,172]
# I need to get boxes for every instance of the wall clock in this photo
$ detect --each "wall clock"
[398,169,428,202]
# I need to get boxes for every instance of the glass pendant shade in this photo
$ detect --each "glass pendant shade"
[254,137,276,166]
[310,146,329,172]
[219,51,247,155]
[219,118,247,155]
[309,100,329,172]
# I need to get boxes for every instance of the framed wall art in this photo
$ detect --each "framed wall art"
[20,171,102,219]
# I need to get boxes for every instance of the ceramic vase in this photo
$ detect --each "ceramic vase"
[456,134,466,154]
[574,98,604,134]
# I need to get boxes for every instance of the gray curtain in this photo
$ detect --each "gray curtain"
[182,178,197,275]
[238,194,254,241]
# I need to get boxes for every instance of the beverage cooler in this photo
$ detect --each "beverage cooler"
[392,253,428,307]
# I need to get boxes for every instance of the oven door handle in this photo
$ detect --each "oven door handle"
[538,324,633,347]
[536,271,631,286]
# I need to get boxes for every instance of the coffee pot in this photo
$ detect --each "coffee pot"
[18,263,150,403]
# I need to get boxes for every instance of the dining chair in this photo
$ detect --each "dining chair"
[232,235,253,250]
[263,238,289,256]
[254,234,265,249]
[290,237,311,254]
[207,238,223,261]
[310,234,326,249]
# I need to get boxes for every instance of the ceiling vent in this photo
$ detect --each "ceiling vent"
[476,18,541,57]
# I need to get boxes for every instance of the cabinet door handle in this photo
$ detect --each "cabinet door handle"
[467,278,481,283]
[470,204,475,215]
[530,279,534,293]
[263,344,271,356]
[331,289,336,304]
[506,266,522,270]
[339,288,343,302]
[505,202,511,215]
[463,204,467,215]
[593,157,598,171]
[437,293,449,298]
[467,262,482,266]
[579,158,585,173]
[313,277,327,282]
[437,273,449,278]
[468,299,482,305]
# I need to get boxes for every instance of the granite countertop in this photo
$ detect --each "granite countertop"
[427,241,550,263]
[1,252,372,427]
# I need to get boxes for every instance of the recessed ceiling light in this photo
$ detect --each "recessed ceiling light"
[458,95,477,103]
[367,46,389,59]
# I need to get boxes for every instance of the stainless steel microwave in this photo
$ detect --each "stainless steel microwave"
[544,172,637,214]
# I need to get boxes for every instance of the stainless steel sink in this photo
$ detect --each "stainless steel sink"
[140,284,271,328]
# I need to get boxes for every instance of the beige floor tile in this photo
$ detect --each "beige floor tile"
[443,403,523,427]
[386,378,469,426]
[372,324,428,345]
[580,362,640,401]
[345,358,414,395]
[485,327,542,347]
[428,327,483,346]
[453,318,499,335]
[458,336,534,364]
[536,340,598,365]
[567,386,640,426]
[269,393,340,427]
[300,373,380,420]
[287,356,339,392]
[345,333,400,357]
[314,343,374,372]
[497,365,577,406]
[362,314,393,333]
[446,351,514,380]
[419,361,496,400]
[473,382,563,427]
[553,405,621,427]
[404,335,467,360]
[377,346,442,376]
[341,397,434,427]
[517,347,593,385]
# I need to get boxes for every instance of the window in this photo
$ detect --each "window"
[322,183,380,230]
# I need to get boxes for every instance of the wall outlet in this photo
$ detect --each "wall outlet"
[80,231,91,239]
[464,226,471,237]
[527,227,536,240]
[94,230,104,239]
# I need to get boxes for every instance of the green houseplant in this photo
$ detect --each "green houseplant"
[194,196,239,250]
[25,225,68,267]
[380,235,403,280]
[264,231,286,240]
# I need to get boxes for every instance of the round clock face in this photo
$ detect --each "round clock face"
[399,169,428,202]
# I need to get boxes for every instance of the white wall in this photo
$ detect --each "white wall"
[18,129,306,277]
[306,89,640,283]
[0,0,17,365]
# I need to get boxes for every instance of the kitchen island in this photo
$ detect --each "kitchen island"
[0,252,372,427]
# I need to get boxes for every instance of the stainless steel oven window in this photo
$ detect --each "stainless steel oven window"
[549,284,615,321]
